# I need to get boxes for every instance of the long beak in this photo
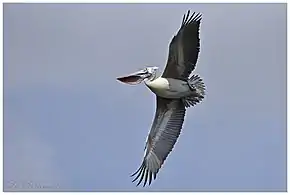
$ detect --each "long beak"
[117,70,149,85]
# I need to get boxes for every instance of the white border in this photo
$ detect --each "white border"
[286,2,289,194]
[1,1,287,194]
[1,0,288,3]
[1,1,3,194]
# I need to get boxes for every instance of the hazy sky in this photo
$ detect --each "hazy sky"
[4,3,286,192]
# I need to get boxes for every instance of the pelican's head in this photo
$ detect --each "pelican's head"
[117,66,159,85]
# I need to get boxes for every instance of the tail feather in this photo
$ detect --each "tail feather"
[183,74,205,108]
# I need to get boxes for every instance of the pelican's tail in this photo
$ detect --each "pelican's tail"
[183,74,205,108]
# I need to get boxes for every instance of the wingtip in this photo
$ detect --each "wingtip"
[130,162,144,177]
[181,10,202,27]
[131,163,156,187]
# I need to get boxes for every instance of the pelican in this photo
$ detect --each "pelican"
[117,10,205,187]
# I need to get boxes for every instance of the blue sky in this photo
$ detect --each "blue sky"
[4,3,286,191]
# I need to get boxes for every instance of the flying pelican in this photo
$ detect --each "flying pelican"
[117,10,205,187]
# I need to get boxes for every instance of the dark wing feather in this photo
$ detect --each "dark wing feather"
[162,10,202,80]
[131,96,186,187]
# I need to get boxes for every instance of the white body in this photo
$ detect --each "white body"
[145,77,192,99]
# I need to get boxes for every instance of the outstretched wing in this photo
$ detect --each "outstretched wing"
[131,97,186,187]
[162,11,202,80]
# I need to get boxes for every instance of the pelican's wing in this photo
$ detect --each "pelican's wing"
[131,96,186,187]
[162,11,202,80]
